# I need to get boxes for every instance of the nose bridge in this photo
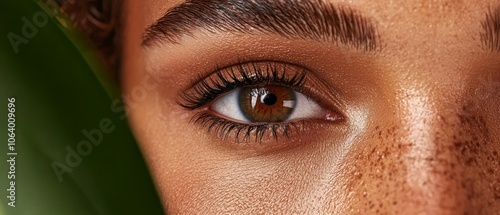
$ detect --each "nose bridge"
[399,86,468,212]
[395,81,496,213]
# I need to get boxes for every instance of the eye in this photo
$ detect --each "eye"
[177,61,343,143]
[211,85,324,123]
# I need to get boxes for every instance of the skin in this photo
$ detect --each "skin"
[122,0,500,214]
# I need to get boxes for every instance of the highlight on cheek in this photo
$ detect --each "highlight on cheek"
[176,61,343,143]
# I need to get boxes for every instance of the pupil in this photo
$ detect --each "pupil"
[262,93,277,106]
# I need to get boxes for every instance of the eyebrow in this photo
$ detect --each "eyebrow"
[481,6,500,51]
[142,0,380,51]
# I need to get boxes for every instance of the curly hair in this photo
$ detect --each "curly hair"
[60,0,122,76]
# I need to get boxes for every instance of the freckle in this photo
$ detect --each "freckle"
[354,172,363,179]
[466,157,478,167]
[474,141,480,147]
[368,200,374,209]
[368,148,376,157]
[494,192,500,200]
[438,114,445,121]
[461,181,468,189]
[461,147,467,155]
[472,136,478,141]
[458,114,466,124]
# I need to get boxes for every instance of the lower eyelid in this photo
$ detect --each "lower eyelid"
[190,110,343,149]
[191,111,304,144]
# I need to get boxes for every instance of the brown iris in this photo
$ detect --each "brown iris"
[239,85,296,122]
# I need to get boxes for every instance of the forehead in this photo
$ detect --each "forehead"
[141,0,495,23]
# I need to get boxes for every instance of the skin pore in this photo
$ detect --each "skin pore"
[122,0,500,214]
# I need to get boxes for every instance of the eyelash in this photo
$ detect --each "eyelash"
[177,62,313,143]
[191,112,305,142]
[178,62,307,110]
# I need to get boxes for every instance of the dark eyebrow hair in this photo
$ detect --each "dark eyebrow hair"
[481,6,500,51]
[142,0,380,51]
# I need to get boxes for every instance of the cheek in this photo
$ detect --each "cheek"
[158,138,348,213]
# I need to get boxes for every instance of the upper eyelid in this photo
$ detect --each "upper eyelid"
[177,61,308,110]
[190,61,308,90]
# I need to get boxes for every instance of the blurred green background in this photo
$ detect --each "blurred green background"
[0,0,164,214]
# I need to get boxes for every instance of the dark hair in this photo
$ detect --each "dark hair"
[60,0,122,76]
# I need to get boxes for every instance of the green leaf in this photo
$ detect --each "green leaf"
[0,1,165,214]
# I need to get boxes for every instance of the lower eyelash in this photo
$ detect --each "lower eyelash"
[192,112,305,143]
